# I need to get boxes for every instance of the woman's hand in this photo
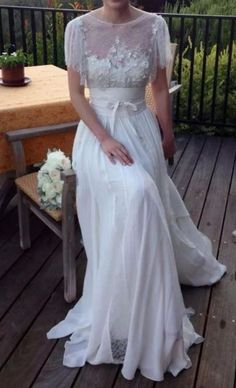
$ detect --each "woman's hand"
[100,136,134,165]
[162,133,176,160]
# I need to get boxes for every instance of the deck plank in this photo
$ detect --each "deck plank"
[0,249,86,388]
[169,134,206,196]
[0,229,60,319]
[195,140,236,388]
[154,137,236,387]
[167,133,191,176]
[183,135,222,221]
[73,363,119,388]
[31,251,87,388]
[0,207,19,249]
[32,340,79,388]
[0,231,82,368]
[0,214,45,279]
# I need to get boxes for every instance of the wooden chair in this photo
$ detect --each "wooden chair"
[5,122,78,303]
[5,44,181,303]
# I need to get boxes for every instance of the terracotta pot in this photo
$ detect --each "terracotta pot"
[1,63,25,84]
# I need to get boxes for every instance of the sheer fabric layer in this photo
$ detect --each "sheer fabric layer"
[64,11,173,87]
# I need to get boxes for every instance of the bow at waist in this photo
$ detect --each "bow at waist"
[88,87,147,136]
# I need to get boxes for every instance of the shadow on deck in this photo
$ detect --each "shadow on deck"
[0,133,236,388]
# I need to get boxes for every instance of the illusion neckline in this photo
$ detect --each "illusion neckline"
[87,11,148,26]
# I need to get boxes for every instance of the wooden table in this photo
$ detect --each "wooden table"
[0,64,81,216]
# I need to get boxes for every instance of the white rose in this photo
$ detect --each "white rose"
[38,150,71,207]
[42,181,54,195]
[45,186,56,200]
[46,159,60,171]
[40,164,49,173]
[39,174,51,186]
[49,169,61,181]
[41,181,49,192]
[37,172,44,183]
[47,150,65,162]
[53,180,63,193]
[56,194,62,207]
[49,198,57,206]
[37,178,44,187]
[60,157,71,170]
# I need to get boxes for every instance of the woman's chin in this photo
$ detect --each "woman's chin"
[105,0,129,8]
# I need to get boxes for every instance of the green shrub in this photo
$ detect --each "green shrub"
[173,37,236,135]
[25,9,65,67]
[165,0,236,16]
[164,0,236,52]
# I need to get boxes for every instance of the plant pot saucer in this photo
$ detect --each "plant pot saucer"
[0,76,31,87]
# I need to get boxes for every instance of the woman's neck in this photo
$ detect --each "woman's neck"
[97,4,138,24]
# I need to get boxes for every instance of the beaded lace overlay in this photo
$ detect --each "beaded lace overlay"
[64,11,172,88]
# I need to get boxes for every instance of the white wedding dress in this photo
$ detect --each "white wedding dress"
[46,10,227,381]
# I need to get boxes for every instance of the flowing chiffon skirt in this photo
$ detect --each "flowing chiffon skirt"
[46,87,227,381]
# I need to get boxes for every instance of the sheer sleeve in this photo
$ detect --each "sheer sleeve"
[64,18,87,86]
[149,15,173,82]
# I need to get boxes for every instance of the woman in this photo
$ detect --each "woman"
[46,1,227,382]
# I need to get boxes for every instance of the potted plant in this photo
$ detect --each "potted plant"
[0,43,28,85]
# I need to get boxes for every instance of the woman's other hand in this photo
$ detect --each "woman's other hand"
[162,133,176,160]
[151,67,176,161]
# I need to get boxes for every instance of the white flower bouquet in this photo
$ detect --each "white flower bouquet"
[37,148,72,210]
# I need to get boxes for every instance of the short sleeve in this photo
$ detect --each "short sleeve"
[149,15,173,81]
[64,18,87,85]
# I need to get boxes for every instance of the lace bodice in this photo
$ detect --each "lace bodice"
[64,10,172,88]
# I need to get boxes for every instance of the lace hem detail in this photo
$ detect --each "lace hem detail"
[111,337,128,362]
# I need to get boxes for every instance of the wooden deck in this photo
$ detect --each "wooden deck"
[0,133,236,388]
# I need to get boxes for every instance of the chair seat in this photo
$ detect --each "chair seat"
[15,172,76,222]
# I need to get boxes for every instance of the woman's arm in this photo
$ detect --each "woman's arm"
[151,67,176,160]
[67,67,134,165]
[67,67,109,143]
